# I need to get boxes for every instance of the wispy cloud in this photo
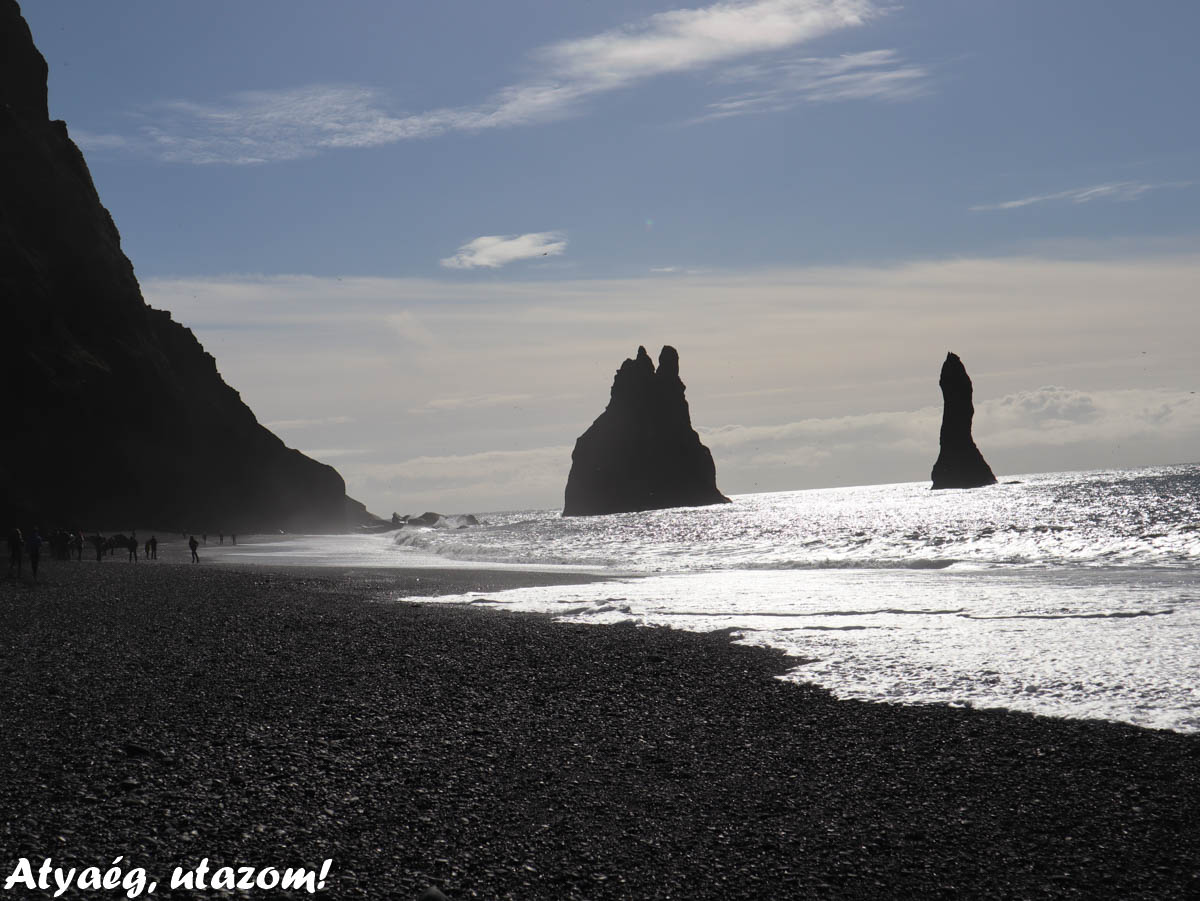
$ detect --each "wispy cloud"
[971,180,1194,212]
[988,386,1099,426]
[134,86,432,165]
[702,407,937,455]
[89,0,884,164]
[696,48,929,121]
[441,232,567,269]
[409,393,535,414]
[70,129,131,150]
[264,415,354,430]
[298,448,371,460]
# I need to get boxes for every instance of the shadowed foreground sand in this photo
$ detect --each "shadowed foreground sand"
[1,561,1197,899]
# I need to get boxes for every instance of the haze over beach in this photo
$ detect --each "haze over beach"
[5,2,1200,899]
[22,0,1200,513]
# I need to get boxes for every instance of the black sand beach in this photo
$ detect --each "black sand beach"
[1,557,1197,899]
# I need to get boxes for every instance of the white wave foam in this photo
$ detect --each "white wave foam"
[398,563,1200,734]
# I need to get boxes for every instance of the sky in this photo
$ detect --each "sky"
[22,0,1200,514]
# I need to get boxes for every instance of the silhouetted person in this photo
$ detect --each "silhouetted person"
[128,536,137,562]
[7,528,22,577]
[219,533,224,544]
[231,534,236,545]
[93,533,103,562]
[144,539,151,559]
[189,535,199,563]
[149,536,158,559]
[26,528,42,580]
[202,533,207,545]
[74,530,84,561]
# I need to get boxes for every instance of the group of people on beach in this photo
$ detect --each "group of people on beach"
[81,531,156,563]
[6,527,241,579]
[7,528,156,579]
[6,527,44,580]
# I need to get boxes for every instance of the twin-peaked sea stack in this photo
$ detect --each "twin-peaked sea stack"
[563,346,730,516]
[0,0,363,530]
[930,352,997,490]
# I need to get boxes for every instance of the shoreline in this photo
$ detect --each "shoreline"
[1,561,1197,898]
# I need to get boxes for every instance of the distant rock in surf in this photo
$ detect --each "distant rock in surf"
[400,512,479,529]
[406,512,443,527]
[563,345,730,516]
[931,352,997,490]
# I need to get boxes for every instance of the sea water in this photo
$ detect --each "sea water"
[395,465,1200,734]
[223,465,1200,733]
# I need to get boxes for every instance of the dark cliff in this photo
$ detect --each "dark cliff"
[930,352,997,490]
[0,0,352,530]
[563,345,730,516]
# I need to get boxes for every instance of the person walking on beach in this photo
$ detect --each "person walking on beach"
[231,534,236,545]
[7,528,22,577]
[25,527,42,581]
[149,535,158,559]
[189,535,199,563]
[127,535,138,562]
[93,533,104,562]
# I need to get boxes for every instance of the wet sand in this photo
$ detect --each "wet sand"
[1,558,1197,899]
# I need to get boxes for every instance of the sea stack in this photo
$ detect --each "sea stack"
[563,346,730,516]
[930,352,997,489]
[0,0,358,530]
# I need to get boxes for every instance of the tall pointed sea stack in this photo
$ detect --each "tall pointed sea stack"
[930,352,997,489]
[0,0,355,529]
[563,345,730,516]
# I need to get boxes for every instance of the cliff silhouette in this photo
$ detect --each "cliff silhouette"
[564,346,730,516]
[930,352,997,490]
[0,0,359,530]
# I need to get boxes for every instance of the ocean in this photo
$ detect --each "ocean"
[223,464,1200,734]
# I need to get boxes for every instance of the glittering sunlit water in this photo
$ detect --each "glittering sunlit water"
[395,465,1200,733]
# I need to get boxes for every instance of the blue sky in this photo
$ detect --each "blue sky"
[22,1,1200,513]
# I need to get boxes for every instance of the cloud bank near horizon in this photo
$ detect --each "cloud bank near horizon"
[142,246,1200,511]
